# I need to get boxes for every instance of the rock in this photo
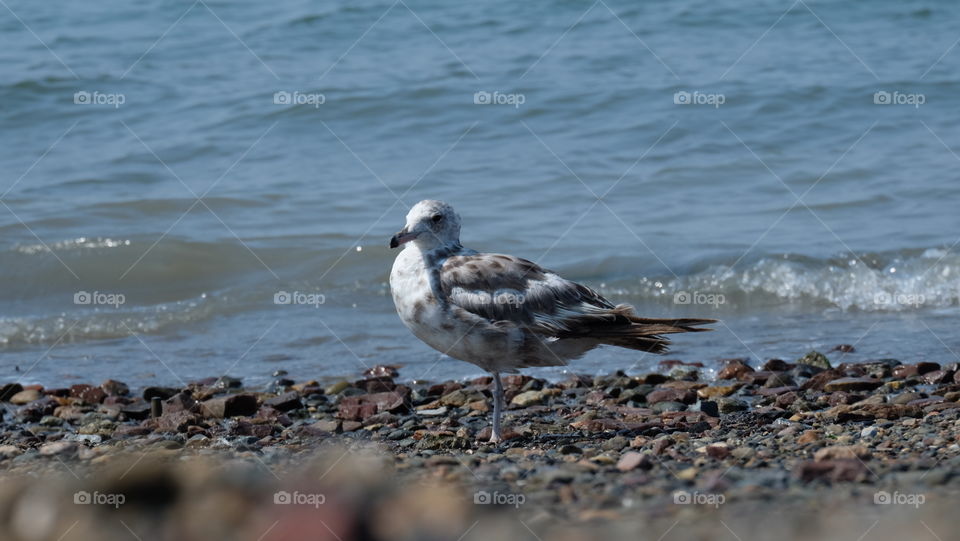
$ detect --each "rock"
[145,410,199,433]
[362,365,399,378]
[39,441,78,456]
[417,406,449,417]
[705,443,730,459]
[164,392,199,414]
[338,390,409,421]
[308,419,340,433]
[741,371,774,385]
[697,385,742,399]
[15,396,58,422]
[860,359,901,378]
[143,386,179,401]
[824,377,882,392]
[894,362,939,379]
[324,381,351,395]
[794,459,867,482]
[652,438,673,455]
[602,436,630,452]
[797,351,831,369]
[698,401,720,418]
[120,402,152,421]
[100,379,129,396]
[718,359,754,380]
[510,390,545,407]
[763,359,793,371]
[467,400,489,412]
[833,344,856,353]
[797,429,822,444]
[860,426,880,439]
[357,376,396,394]
[892,392,925,405]
[763,374,796,388]
[0,383,24,401]
[717,398,748,413]
[263,391,301,412]
[559,445,583,455]
[201,394,259,418]
[652,401,686,413]
[439,389,470,407]
[211,376,242,391]
[70,384,106,404]
[9,389,41,405]
[0,445,22,459]
[814,444,871,462]
[646,388,696,404]
[923,370,953,384]
[39,415,63,427]
[616,451,652,472]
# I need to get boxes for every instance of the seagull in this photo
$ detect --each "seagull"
[389,200,715,443]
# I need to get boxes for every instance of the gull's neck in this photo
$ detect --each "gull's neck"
[412,240,466,268]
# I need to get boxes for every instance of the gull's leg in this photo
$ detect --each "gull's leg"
[489,371,504,444]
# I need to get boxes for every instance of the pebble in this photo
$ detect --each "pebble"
[9,389,40,405]
[510,390,545,407]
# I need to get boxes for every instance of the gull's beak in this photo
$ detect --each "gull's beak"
[389,227,419,248]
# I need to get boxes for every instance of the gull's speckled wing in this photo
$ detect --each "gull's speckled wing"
[438,253,623,337]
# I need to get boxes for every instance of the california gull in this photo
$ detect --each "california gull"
[389,200,715,443]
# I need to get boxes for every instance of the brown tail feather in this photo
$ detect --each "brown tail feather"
[561,305,715,354]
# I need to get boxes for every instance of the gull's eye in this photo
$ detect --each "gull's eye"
[431,214,443,223]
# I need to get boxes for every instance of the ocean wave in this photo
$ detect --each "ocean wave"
[0,296,215,347]
[619,248,960,312]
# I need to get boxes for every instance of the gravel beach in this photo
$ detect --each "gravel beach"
[2,350,959,540]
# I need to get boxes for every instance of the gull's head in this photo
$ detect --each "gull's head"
[390,200,461,251]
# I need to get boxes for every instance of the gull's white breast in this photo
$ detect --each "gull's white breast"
[389,246,516,371]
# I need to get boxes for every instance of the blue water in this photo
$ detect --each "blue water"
[2,0,959,387]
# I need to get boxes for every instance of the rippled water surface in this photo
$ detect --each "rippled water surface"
[2,0,959,387]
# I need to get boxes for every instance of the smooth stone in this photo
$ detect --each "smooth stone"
[10,389,41,405]
[511,390,545,407]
